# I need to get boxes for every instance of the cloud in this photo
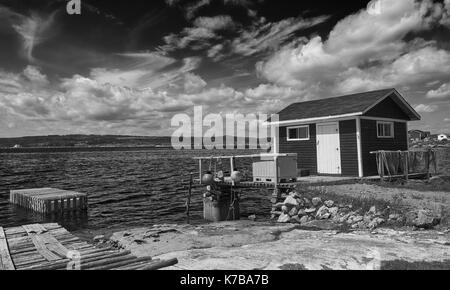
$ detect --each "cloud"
[414,104,439,113]
[193,15,235,30]
[257,0,450,96]
[0,6,58,62]
[427,83,450,99]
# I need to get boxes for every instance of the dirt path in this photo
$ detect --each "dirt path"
[108,221,450,270]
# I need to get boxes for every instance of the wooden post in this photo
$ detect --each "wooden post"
[198,159,202,184]
[404,151,409,182]
[186,173,193,224]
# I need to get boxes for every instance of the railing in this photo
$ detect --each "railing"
[370,149,437,181]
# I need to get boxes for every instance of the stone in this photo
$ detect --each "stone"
[368,218,385,229]
[297,209,307,217]
[281,205,289,213]
[93,235,105,242]
[312,197,322,207]
[303,198,311,206]
[328,207,339,217]
[353,215,364,223]
[289,207,299,217]
[368,206,377,215]
[248,215,257,221]
[278,213,290,223]
[324,200,335,208]
[289,191,301,198]
[284,196,299,207]
[389,213,401,221]
[414,210,440,229]
[316,205,330,219]
[305,208,317,214]
[299,215,310,225]
[290,216,302,224]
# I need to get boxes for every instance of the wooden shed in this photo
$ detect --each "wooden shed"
[270,88,421,177]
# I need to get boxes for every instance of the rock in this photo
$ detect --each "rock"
[299,215,310,225]
[414,210,440,229]
[297,209,307,217]
[389,213,401,221]
[289,191,302,198]
[368,206,377,215]
[281,205,289,213]
[353,215,364,223]
[278,213,290,223]
[312,197,322,207]
[284,196,299,207]
[328,207,339,217]
[93,235,105,242]
[368,218,385,229]
[289,207,299,217]
[324,200,335,208]
[248,215,257,221]
[303,198,311,206]
[316,205,330,219]
[305,208,317,214]
[290,216,302,224]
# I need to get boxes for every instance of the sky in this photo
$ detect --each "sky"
[0,0,449,137]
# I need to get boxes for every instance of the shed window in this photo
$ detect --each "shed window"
[287,126,310,141]
[377,121,394,138]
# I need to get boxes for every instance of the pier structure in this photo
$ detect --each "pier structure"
[10,188,88,214]
[0,223,177,270]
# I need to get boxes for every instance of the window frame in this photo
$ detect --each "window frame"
[376,121,395,139]
[287,125,310,141]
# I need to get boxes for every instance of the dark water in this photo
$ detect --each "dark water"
[0,149,272,237]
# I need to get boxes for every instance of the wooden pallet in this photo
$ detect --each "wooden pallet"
[0,223,177,270]
[10,188,88,214]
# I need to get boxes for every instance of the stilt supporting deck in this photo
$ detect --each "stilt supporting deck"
[10,188,88,214]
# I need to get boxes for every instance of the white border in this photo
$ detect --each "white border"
[287,125,310,141]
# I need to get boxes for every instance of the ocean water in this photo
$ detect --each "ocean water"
[0,149,272,236]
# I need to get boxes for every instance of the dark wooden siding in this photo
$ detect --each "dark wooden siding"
[339,120,359,176]
[365,96,410,120]
[279,124,317,174]
[360,119,408,176]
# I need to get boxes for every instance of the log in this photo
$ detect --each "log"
[139,258,178,270]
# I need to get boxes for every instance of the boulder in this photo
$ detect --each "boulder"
[316,205,330,220]
[289,191,302,199]
[324,200,335,208]
[305,208,317,214]
[414,210,440,229]
[328,207,339,217]
[368,206,377,215]
[288,207,299,217]
[93,235,105,242]
[284,196,299,207]
[281,205,289,213]
[299,215,310,225]
[312,197,322,207]
[290,216,302,224]
[297,209,307,217]
[278,213,290,223]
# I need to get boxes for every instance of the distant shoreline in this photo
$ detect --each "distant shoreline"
[0,146,173,153]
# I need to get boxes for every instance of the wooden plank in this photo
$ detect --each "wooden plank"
[0,227,15,270]
[22,225,64,261]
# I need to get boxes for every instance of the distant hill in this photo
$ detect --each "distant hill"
[0,135,172,148]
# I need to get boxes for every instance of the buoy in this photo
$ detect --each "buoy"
[202,171,214,185]
[231,171,242,183]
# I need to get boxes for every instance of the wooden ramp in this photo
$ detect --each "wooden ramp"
[0,223,177,270]
[10,188,88,214]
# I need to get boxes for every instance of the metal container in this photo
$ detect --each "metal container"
[252,154,298,182]
[203,195,240,222]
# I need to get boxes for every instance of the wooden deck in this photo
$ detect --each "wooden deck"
[0,223,177,270]
[10,188,88,214]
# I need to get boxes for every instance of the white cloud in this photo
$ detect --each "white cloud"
[414,104,439,113]
[193,15,235,30]
[427,83,450,99]
[257,0,450,97]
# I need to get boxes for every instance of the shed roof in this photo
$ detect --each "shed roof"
[275,88,420,124]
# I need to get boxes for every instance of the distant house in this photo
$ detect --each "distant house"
[408,129,431,141]
[438,134,449,142]
[270,88,421,177]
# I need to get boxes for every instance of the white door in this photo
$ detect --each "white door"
[316,123,341,175]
